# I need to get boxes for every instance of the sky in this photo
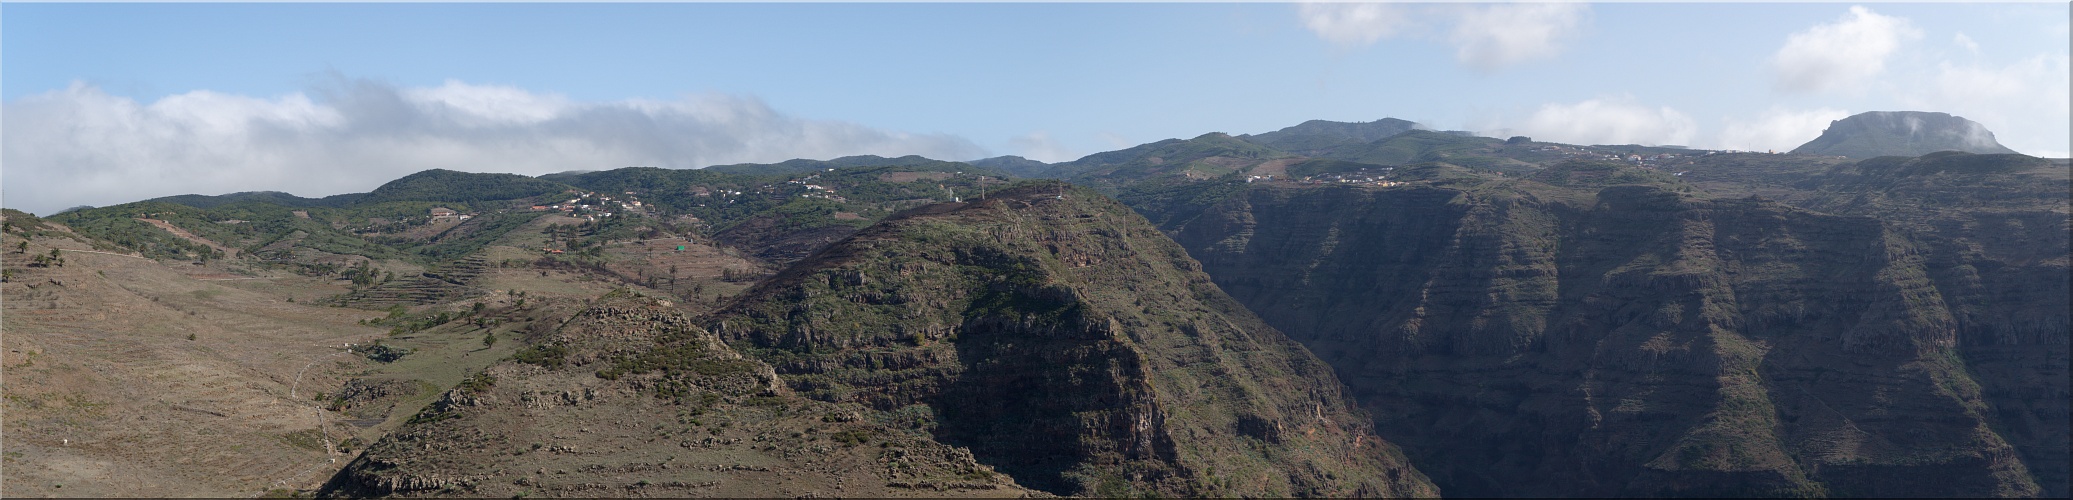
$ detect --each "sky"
[3,2,2068,216]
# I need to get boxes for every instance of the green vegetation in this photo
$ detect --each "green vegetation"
[1322,129,1505,167]
[358,169,567,205]
[457,370,495,394]
[1,208,60,238]
[278,429,329,451]
[511,344,569,369]
[1056,132,1293,193]
[354,342,413,363]
[1240,118,1420,153]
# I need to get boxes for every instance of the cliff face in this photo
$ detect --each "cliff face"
[707,182,1436,497]
[1791,111,2020,158]
[1792,152,2071,496]
[1160,160,2065,496]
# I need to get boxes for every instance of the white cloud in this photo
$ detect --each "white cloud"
[1714,107,1852,152]
[1773,5,1922,93]
[1295,2,1587,69]
[1509,97,1697,147]
[1904,53,2072,157]
[402,79,572,126]
[1448,3,1590,70]
[1297,3,1414,47]
[0,78,989,215]
[1952,32,1980,54]
[1008,131,1079,164]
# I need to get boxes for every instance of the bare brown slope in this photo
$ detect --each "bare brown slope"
[2,223,390,496]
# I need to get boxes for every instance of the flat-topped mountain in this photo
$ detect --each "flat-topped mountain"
[1791,111,2020,158]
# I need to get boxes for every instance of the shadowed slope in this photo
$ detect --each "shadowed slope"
[707,181,1437,497]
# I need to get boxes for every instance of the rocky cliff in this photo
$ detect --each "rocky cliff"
[705,181,1437,497]
[1156,159,2066,496]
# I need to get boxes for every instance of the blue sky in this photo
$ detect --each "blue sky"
[4,2,2068,215]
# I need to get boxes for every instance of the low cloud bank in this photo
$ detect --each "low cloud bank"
[1,78,988,215]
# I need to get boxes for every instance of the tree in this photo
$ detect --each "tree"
[482,333,497,349]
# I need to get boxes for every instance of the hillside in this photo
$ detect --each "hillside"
[316,182,1437,498]
[1314,129,1531,173]
[147,191,365,209]
[1791,111,2021,158]
[359,169,573,205]
[701,155,978,176]
[1239,118,1421,154]
[322,291,1033,497]
[1053,132,1298,195]
[966,155,1054,178]
[1141,156,2066,496]
[0,213,590,497]
[704,182,1436,497]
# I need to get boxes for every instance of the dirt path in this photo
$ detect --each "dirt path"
[275,345,358,489]
[63,248,151,259]
[136,218,239,258]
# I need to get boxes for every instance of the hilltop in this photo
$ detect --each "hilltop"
[1791,111,2021,158]
[1239,118,1422,154]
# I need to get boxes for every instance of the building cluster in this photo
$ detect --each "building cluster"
[531,191,647,221]
[1245,167,1409,187]
[1609,153,1688,168]
[1534,144,1705,168]
[428,207,473,222]
[786,176,847,202]
[1279,167,1405,187]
